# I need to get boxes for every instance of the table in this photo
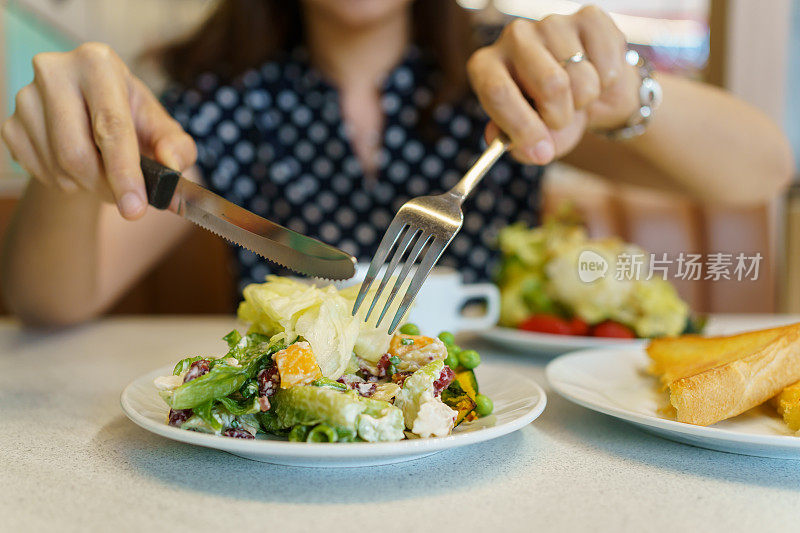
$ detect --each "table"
[3,315,800,532]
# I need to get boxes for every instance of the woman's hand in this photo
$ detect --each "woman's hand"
[468,6,640,165]
[1,42,196,219]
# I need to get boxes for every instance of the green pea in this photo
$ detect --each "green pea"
[438,331,456,345]
[475,394,493,417]
[458,349,481,369]
[399,323,420,336]
[444,351,459,369]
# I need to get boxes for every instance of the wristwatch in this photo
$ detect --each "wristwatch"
[595,49,662,141]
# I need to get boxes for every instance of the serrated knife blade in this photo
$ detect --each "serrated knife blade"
[141,156,356,280]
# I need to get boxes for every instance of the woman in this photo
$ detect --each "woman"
[0,0,792,326]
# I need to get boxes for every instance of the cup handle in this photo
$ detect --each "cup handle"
[456,283,501,332]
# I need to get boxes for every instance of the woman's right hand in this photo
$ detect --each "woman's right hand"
[1,42,196,219]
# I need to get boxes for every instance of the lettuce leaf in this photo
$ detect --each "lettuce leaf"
[339,282,410,363]
[256,385,404,442]
[238,276,360,378]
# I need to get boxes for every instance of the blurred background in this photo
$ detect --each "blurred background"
[1,0,798,315]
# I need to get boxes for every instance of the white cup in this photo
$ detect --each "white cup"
[333,263,500,334]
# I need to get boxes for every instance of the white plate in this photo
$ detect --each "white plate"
[546,348,800,459]
[479,327,646,357]
[121,364,546,467]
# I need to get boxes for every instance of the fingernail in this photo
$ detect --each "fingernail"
[119,192,144,218]
[529,140,554,163]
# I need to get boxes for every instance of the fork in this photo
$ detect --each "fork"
[352,134,509,333]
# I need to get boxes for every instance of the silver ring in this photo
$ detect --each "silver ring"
[561,51,585,67]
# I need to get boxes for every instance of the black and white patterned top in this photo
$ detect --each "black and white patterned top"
[161,46,542,291]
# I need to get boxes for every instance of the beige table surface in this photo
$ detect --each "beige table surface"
[3,314,800,533]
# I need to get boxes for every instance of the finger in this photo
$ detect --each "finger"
[576,5,626,89]
[500,19,573,131]
[79,57,146,219]
[34,74,105,194]
[467,46,555,164]
[538,15,601,110]
[130,77,197,171]
[2,116,52,185]
[13,85,78,192]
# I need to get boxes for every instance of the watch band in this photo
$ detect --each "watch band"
[595,49,662,141]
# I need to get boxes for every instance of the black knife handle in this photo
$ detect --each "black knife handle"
[141,156,180,210]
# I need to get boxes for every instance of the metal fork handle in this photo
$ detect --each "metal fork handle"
[449,135,509,202]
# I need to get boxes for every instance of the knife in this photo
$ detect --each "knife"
[141,156,356,280]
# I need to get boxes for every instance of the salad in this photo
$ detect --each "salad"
[154,277,493,442]
[496,216,700,339]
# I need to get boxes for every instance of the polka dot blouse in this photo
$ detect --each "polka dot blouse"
[161,46,542,291]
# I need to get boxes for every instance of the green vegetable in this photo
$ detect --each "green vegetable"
[400,338,414,346]
[217,396,260,416]
[162,334,282,410]
[399,323,420,335]
[495,222,690,337]
[167,366,250,410]
[222,330,242,348]
[172,356,205,376]
[475,394,493,416]
[333,428,359,442]
[307,424,337,442]
[387,355,401,376]
[458,349,481,369]
[192,401,225,432]
[288,424,359,442]
[444,350,459,369]
[288,425,311,442]
[312,377,347,391]
[237,277,365,378]
[438,331,455,345]
[238,379,258,399]
[256,385,404,442]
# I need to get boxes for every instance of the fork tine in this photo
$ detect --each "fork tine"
[352,219,407,316]
[387,237,447,334]
[363,226,420,322]
[374,232,432,328]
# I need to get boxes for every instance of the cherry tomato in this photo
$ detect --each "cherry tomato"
[568,317,590,336]
[591,321,636,339]
[519,314,573,335]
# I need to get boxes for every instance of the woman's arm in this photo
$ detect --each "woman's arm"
[1,43,197,326]
[468,7,793,205]
[563,73,794,205]
[2,181,193,326]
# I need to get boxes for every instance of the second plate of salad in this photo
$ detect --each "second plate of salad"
[482,216,704,356]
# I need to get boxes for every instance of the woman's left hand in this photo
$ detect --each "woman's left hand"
[467,5,641,165]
